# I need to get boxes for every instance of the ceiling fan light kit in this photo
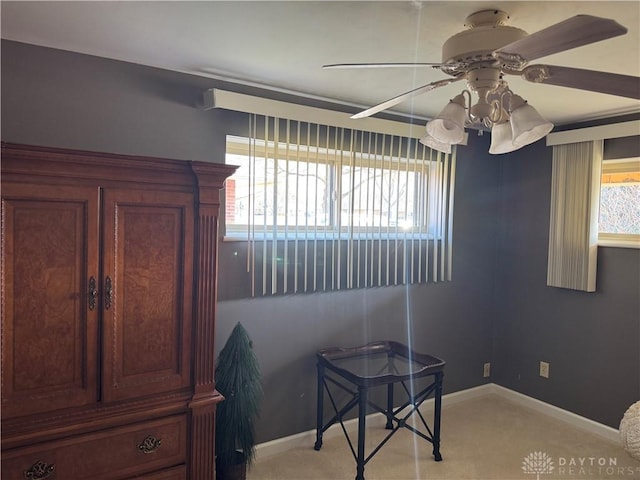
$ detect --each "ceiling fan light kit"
[326,10,639,155]
[424,87,553,154]
[509,96,554,147]
[419,133,452,154]
[489,121,519,155]
[487,96,553,155]
[425,93,467,144]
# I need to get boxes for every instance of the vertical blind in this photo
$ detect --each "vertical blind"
[547,140,603,292]
[225,114,457,296]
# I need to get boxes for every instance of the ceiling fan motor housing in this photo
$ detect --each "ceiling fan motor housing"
[442,10,528,66]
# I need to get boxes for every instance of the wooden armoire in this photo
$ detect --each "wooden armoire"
[1,143,236,479]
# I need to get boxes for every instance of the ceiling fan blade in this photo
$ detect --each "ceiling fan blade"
[351,77,464,119]
[520,65,640,99]
[495,15,628,63]
[323,62,444,69]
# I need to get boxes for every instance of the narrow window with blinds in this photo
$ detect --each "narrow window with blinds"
[224,115,456,296]
[598,157,640,247]
[547,140,603,292]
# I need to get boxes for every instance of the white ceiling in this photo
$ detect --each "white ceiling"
[2,1,639,125]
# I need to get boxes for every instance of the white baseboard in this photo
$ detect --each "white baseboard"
[255,383,621,460]
[489,384,621,445]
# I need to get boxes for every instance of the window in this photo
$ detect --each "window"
[547,140,602,292]
[223,115,456,296]
[225,135,444,240]
[598,157,640,247]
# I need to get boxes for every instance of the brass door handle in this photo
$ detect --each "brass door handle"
[88,276,97,311]
[104,276,112,310]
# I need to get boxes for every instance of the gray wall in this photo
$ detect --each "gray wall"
[2,40,638,443]
[217,134,499,441]
[493,136,640,429]
[2,41,227,161]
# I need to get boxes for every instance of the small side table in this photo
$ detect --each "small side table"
[314,341,445,480]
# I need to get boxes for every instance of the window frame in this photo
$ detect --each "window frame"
[597,156,640,249]
[223,135,444,241]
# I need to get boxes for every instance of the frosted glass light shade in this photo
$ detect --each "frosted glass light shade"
[510,96,553,148]
[420,133,452,153]
[426,94,467,144]
[489,121,520,155]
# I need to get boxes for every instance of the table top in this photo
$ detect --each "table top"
[317,341,445,387]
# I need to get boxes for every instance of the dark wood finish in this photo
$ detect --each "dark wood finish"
[2,415,186,479]
[1,143,236,480]
[135,465,187,479]
[1,183,100,418]
[188,164,230,479]
[101,189,194,402]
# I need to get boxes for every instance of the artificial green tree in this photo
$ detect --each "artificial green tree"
[215,322,262,479]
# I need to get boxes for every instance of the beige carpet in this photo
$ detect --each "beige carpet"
[248,395,640,480]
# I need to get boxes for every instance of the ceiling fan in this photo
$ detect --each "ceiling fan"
[324,11,640,154]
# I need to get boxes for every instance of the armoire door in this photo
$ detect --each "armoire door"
[1,184,100,417]
[101,188,194,402]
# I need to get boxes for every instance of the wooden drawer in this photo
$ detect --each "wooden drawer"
[132,465,186,479]
[1,415,186,480]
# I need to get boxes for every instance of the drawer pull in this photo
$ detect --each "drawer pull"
[137,435,162,454]
[24,460,55,479]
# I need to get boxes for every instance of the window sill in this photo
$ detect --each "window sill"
[223,232,439,242]
[598,238,640,249]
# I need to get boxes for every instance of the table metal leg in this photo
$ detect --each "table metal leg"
[314,363,325,451]
[355,386,368,480]
[385,383,394,429]
[432,372,443,461]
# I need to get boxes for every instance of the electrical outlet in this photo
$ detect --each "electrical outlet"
[539,361,550,378]
[483,362,491,378]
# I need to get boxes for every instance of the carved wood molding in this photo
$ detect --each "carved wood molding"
[1,142,198,188]
[190,163,237,395]
[190,162,237,207]
[188,403,220,480]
